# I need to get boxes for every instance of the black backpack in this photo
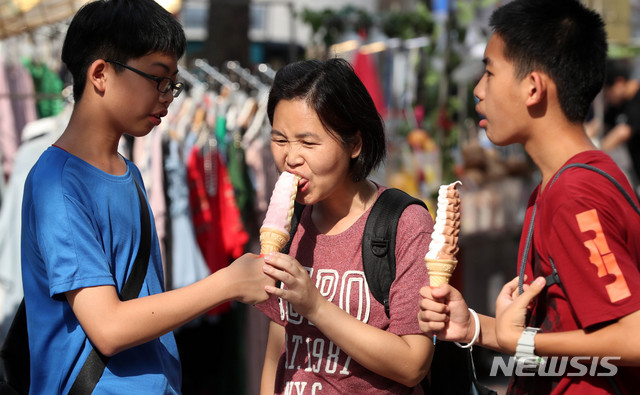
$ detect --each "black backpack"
[283,188,495,395]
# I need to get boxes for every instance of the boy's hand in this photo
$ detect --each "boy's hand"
[418,284,474,343]
[227,253,275,305]
[495,276,545,352]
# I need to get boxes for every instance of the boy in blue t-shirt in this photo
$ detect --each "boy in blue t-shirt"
[21,1,272,393]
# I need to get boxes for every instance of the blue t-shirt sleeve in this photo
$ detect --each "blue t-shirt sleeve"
[31,163,115,297]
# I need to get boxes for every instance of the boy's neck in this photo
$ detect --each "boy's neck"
[55,106,128,176]
[525,120,597,192]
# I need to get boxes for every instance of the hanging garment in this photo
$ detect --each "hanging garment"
[227,130,255,233]
[163,137,210,290]
[6,61,38,145]
[0,149,4,206]
[132,130,167,271]
[22,59,64,118]
[186,142,248,315]
[0,55,18,181]
[352,49,387,118]
[0,109,69,340]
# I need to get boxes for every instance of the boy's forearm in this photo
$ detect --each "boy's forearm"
[533,310,640,366]
[123,267,247,334]
[70,253,270,355]
[68,269,240,356]
[475,313,504,352]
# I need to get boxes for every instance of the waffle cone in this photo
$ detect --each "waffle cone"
[260,228,290,254]
[425,257,458,286]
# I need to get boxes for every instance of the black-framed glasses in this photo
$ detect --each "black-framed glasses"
[105,60,184,97]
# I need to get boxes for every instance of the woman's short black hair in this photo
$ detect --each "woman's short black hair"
[61,0,186,102]
[267,58,386,182]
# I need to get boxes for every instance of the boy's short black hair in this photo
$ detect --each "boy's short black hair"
[62,0,186,102]
[267,58,386,183]
[490,0,607,123]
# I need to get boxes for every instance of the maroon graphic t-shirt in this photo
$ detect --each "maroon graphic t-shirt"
[259,186,433,394]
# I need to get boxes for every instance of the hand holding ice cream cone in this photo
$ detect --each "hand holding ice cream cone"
[425,181,461,344]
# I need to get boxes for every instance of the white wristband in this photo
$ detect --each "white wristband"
[454,308,479,349]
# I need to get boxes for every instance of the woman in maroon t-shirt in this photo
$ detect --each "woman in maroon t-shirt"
[258,58,435,395]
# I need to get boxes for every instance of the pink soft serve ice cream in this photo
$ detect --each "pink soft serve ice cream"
[260,171,300,254]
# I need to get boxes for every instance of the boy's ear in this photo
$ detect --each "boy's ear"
[525,71,547,106]
[87,59,109,94]
[350,130,363,159]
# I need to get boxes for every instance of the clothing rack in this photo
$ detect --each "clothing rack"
[0,92,63,99]
[0,0,82,40]
[193,58,239,91]
[257,63,276,81]
[178,65,207,91]
[226,60,269,91]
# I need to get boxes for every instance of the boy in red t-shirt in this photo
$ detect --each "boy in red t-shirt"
[418,0,640,394]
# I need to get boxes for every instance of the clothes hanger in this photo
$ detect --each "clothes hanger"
[194,58,238,93]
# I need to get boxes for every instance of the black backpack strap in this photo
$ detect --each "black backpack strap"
[119,177,152,302]
[0,299,30,394]
[519,162,640,294]
[362,188,427,318]
[68,176,151,395]
[545,258,562,288]
[281,202,305,255]
[551,163,640,216]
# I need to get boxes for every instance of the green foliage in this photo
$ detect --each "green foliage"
[302,8,345,48]
[608,43,640,59]
[302,4,433,45]
[381,3,434,40]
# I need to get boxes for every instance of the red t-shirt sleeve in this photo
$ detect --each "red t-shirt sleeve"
[546,196,640,329]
